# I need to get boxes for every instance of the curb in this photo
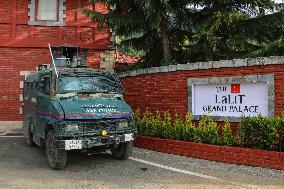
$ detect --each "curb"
[134,135,284,170]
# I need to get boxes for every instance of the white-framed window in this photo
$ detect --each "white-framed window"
[28,0,66,26]
[36,0,59,21]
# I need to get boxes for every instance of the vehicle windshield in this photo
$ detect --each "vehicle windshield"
[57,74,123,94]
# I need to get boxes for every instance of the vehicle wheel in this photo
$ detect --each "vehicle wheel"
[46,130,67,170]
[25,124,35,147]
[111,142,132,160]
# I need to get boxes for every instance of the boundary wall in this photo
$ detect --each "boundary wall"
[120,56,284,121]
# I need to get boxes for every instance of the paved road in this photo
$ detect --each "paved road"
[0,136,284,189]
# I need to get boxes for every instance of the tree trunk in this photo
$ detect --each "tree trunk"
[205,39,213,61]
[161,14,171,64]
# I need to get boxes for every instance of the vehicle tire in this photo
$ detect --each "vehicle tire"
[111,142,132,160]
[46,130,67,170]
[25,124,35,147]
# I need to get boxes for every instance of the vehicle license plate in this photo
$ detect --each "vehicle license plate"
[65,140,83,150]
[124,134,133,142]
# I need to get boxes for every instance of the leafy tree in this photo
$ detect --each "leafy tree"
[187,1,284,62]
[83,0,283,67]
[83,0,190,65]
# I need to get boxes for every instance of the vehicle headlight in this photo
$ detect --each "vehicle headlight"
[118,121,128,128]
[66,124,79,132]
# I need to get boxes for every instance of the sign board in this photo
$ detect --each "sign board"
[192,82,268,117]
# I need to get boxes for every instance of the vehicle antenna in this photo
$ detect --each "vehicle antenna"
[48,43,59,78]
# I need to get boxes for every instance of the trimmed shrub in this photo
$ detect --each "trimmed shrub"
[135,109,284,151]
[182,113,195,141]
[194,114,218,145]
[239,115,282,150]
[160,111,172,139]
[220,119,234,146]
[172,113,184,140]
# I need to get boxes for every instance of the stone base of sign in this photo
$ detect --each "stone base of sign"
[0,121,23,132]
[134,135,284,170]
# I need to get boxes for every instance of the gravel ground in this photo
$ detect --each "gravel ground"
[0,137,283,189]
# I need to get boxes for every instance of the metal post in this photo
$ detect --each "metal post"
[48,44,59,78]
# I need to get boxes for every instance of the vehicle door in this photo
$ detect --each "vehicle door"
[22,81,34,137]
[34,73,52,138]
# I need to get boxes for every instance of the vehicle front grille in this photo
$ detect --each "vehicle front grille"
[82,120,118,134]
[57,119,130,137]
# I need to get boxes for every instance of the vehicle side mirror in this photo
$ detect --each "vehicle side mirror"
[38,83,44,89]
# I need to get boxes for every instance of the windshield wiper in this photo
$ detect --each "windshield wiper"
[77,91,96,94]
[56,93,77,99]
[77,90,110,94]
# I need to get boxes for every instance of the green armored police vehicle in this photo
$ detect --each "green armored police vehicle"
[22,46,136,170]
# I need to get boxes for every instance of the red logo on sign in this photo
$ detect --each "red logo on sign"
[231,84,240,93]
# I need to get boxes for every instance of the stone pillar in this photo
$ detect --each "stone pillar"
[100,50,116,72]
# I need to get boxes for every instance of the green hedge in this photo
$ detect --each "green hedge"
[238,115,284,150]
[134,109,284,151]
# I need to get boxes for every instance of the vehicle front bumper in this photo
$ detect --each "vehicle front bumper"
[55,133,134,150]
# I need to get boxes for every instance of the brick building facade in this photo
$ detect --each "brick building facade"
[0,0,114,129]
